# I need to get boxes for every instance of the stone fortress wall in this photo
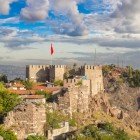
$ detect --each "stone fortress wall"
[57,78,91,115]
[26,64,104,92]
[4,96,46,140]
[80,65,104,95]
[3,65,105,140]
[26,65,50,82]
[49,65,67,82]
[26,65,67,82]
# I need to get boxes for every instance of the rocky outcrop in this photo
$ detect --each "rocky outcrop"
[89,93,124,119]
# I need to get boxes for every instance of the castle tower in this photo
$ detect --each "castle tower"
[26,65,50,82]
[49,65,67,82]
[80,65,104,95]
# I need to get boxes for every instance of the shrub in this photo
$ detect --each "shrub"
[98,122,115,133]
[0,75,8,83]
[22,80,34,90]
[76,81,82,86]
[46,111,67,129]
[0,126,17,140]
[82,125,99,139]
[26,135,46,140]
[69,118,77,127]
[0,90,21,114]
[78,123,131,140]
[0,83,6,92]
[54,80,63,86]
[114,129,130,140]
[35,90,51,100]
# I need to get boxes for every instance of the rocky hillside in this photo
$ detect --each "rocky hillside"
[102,65,140,138]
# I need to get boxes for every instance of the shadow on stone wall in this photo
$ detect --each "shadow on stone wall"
[137,97,140,110]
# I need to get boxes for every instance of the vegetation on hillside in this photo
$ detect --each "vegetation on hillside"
[0,126,17,140]
[26,135,46,140]
[103,64,140,89]
[54,80,63,86]
[0,83,21,116]
[46,111,77,129]
[0,74,8,83]
[71,123,131,140]
[22,80,34,90]
[121,66,140,87]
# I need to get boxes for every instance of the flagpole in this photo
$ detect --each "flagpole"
[51,54,53,65]
[94,48,96,66]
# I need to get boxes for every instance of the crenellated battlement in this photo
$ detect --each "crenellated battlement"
[27,65,49,69]
[50,65,67,68]
[81,65,102,70]
[64,78,81,84]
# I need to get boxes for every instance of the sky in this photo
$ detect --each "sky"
[0,0,140,67]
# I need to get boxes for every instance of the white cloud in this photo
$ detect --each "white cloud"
[21,0,49,21]
[0,0,16,15]
[21,0,88,36]
[110,0,140,34]
[50,0,88,36]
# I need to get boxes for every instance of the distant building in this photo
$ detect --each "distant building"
[7,82,26,91]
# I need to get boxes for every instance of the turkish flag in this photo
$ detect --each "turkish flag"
[50,43,54,55]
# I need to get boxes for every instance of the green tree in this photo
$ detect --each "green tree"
[46,111,68,129]
[0,83,6,92]
[0,90,21,114]
[128,66,133,78]
[0,126,17,140]
[23,80,34,90]
[0,74,8,83]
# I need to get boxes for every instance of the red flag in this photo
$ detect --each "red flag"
[50,43,54,55]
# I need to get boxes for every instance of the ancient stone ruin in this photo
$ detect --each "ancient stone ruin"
[4,95,46,140]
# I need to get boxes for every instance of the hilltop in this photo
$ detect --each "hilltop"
[103,65,140,135]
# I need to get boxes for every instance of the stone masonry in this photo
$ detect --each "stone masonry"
[57,79,91,116]
[80,65,104,95]
[26,65,66,82]
[4,95,46,140]
[26,65,50,82]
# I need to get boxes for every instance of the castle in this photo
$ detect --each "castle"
[3,65,104,140]
[26,64,104,95]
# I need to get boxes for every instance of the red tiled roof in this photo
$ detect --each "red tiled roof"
[9,90,34,95]
[33,85,47,90]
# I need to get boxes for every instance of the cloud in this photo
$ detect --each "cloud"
[21,0,88,36]
[0,17,19,25]
[0,0,16,15]
[50,0,88,36]
[110,0,140,34]
[0,27,45,50]
[21,0,49,21]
